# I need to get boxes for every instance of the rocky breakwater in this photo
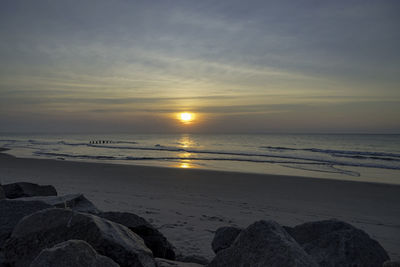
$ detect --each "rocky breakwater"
[0,182,198,267]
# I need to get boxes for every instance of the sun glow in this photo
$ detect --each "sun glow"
[180,162,191,168]
[179,112,194,123]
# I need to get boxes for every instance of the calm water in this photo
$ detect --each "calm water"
[1,133,400,184]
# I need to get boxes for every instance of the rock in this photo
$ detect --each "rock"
[0,199,52,247]
[175,255,209,265]
[211,226,242,253]
[208,220,318,267]
[287,219,390,267]
[3,182,57,199]
[155,258,204,267]
[0,186,5,200]
[4,208,156,267]
[30,240,120,267]
[17,194,100,214]
[99,211,175,260]
[383,261,400,267]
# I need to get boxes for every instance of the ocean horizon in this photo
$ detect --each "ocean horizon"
[1,133,399,185]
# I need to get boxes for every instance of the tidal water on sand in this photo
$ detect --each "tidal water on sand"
[1,133,399,184]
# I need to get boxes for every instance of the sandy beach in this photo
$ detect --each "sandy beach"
[1,152,399,261]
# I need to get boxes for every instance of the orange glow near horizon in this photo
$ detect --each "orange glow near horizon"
[180,162,191,168]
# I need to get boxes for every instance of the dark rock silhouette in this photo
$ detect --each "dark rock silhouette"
[208,220,318,267]
[17,194,100,214]
[286,219,390,267]
[30,240,119,267]
[0,199,52,247]
[3,182,57,199]
[4,208,156,267]
[211,226,242,254]
[99,211,175,260]
[0,182,393,267]
[0,186,5,200]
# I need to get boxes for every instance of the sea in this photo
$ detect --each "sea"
[1,133,399,184]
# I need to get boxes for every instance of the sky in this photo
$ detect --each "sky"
[0,0,399,133]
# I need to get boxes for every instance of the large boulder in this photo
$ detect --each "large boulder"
[30,240,119,267]
[155,258,204,267]
[208,220,318,267]
[99,211,175,260]
[17,194,100,214]
[3,182,57,199]
[211,226,242,254]
[287,219,390,267]
[4,208,156,267]
[0,199,52,247]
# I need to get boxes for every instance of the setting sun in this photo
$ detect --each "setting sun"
[179,112,194,123]
[179,162,191,168]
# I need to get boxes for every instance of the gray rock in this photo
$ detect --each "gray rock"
[99,211,175,260]
[3,182,57,199]
[155,258,203,267]
[4,208,156,267]
[30,240,120,267]
[287,219,390,267]
[211,226,242,253]
[208,220,318,267]
[0,199,52,247]
[17,194,100,214]
[383,261,400,267]
[0,186,5,200]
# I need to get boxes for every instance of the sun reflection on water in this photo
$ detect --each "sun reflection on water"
[179,135,194,148]
[177,135,194,169]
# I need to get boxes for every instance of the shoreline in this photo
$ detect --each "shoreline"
[1,150,399,186]
[1,132,400,185]
[1,153,399,260]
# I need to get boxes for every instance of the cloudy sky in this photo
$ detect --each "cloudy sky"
[0,0,399,133]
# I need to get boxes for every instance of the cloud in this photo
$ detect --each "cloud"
[0,0,399,133]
